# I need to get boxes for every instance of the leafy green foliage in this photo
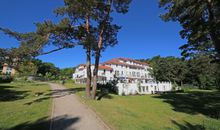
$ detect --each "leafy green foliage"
[52,0,131,53]
[97,80,118,94]
[140,55,219,89]
[96,80,118,100]
[0,48,23,69]
[59,67,75,79]
[37,62,59,77]
[159,0,220,60]
[185,55,218,89]
[145,56,188,84]
[17,62,38,77]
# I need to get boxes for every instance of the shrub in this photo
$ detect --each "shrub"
[96,80,119,100]
[97,80,118,94]
[0,74,13,83]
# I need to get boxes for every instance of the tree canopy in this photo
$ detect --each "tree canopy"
[141,55,219,89]
[0,0,132,99]
[159,0,220,60]
[60,67,75,79]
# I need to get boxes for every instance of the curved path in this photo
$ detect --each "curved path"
[48,83,110,130]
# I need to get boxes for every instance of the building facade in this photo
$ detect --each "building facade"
[73,58,172,95]
[1,63,16,76]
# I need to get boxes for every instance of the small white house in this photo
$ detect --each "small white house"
[73,58,172,95]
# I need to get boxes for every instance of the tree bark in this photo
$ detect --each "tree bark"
[91,50,100,99]
[91,31,103,99]
[85,15,92,98]
[86,48,91,98]
[91,0,112,99]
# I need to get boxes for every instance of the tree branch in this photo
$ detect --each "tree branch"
[39,43,75,55]
[39,46,70,55]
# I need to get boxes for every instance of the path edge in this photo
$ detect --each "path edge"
[74,94,113,130]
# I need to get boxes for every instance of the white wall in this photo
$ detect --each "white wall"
[73,59,171,95]
[117,82,172,96]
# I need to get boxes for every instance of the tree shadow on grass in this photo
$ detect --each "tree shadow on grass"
[24,87,85,105]
[51,87,85,95]
[96,91,114,100]
[24,96,51,105]
[4,115,80,130]
[154,91,220,119]
[167,120,206,130]
[0,85,29,102]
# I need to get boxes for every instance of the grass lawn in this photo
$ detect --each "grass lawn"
[63,82,220,130]
[0,81,52,130]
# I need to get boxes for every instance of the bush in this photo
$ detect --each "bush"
[97,80,118,94]
[0,75,13,83]
[96,81,118,100]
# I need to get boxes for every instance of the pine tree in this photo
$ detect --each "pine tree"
[159,0,220,60]
[1,0,131,99]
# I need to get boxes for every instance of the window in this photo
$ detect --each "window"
[143,87,145,92]
[137,72,140,77]
[132,72,135,77]
[146,86,149,92]
[138,86,141,92]
[115,71,119,76]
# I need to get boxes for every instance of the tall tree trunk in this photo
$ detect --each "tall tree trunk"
[91,50,100,99]
[86,48,91,98]
[91,0,112,99]
[92,30,103,99]
[85,15,92,98]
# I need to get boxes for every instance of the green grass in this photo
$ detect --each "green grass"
[0,82,52,130]
[64,83,220,130]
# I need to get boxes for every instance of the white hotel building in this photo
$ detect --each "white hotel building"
[73,58,172,95]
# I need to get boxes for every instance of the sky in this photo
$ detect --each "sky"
[0,0,186,68]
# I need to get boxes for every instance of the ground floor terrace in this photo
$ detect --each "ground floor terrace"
[75,76,153,84]
[75,76,108,84]
[75,77,172,95]
[117,82,172,95]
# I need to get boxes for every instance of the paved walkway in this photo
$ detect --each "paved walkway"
[48,83,110,130]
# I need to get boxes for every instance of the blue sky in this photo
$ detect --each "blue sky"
[0,0,185,68]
